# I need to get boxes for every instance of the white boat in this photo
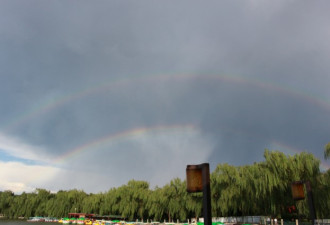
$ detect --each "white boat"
[27,217,45,222]
[45,217,58,222]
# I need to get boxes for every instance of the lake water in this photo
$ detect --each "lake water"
[0,221,58,225]
[0,220,327,225]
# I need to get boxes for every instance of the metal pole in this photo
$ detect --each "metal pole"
[202,163,212,225]
[305,181,316,225]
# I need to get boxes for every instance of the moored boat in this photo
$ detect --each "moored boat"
[45,217,58,222]
[62,218,72,224]
[27,217,45,222]
[93,220,101,225]
[85,220,93,225]
[77,218,85,225]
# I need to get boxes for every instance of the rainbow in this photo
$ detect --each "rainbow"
[52,124,330,172]
[3,73,330,133]
[2,73,330,171]
[53,124,197,164]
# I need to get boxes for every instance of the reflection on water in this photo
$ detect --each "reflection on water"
[0,221,309,225]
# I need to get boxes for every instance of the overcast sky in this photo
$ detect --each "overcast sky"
[1,0,330,194]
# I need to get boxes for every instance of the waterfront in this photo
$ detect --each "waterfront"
[0,221,58,225]
[1,217,330,225]
[1,219,328,225]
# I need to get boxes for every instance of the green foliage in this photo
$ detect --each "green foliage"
[0,150,328,221]
[325,142,330,159]
[115,180,150,220]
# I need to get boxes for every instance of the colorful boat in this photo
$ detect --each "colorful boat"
[85,220,93,225]
[62,218,72,224]
[77,218,85,225]
[93,221,101,225]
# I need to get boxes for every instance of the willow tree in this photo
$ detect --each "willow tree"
[102,187,119,216]
[34,189,55,217]
[165,178,188,222]
[66,189,88,214]
[264,150,322,217]
[238,164,266,216]
[262,150,292,216]
[312,169,330,218]
[325,143,330,159]
[82,193,103,214]
[116,180,150,221]
[211,163,241,216]
[11,192,29,218]
[0,191,14,217]
[1,150,328,220]
[146,187,166,221]
[52,190,77,217]
[185,191,202,221]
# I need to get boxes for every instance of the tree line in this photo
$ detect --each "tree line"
[0,150,329,221]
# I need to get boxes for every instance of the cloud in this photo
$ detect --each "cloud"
[0,161,61,193]
[52,126,214,192]
[0,0,330,193]
[0,124,215,193]
[0,133,51,163]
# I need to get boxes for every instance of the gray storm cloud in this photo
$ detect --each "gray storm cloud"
[0,0,330,192]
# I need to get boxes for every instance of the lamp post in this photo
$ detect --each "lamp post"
[291,181,305,201]
[291,180,316,225]
[186,163,212,225]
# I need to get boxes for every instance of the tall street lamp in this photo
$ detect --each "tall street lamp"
[291,180,316,225]
[186,163,212,225]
